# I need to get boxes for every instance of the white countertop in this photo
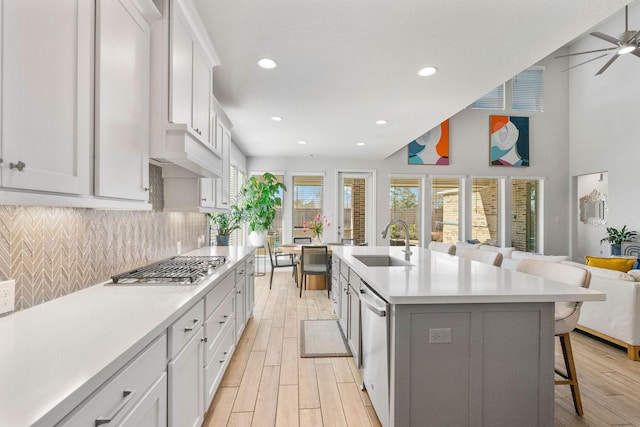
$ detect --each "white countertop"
[332,246,606,305]
[0,246,255,427]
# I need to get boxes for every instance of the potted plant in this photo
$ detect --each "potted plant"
[600,225,637,256]
[208,204,244,246]
[239,172,286,247]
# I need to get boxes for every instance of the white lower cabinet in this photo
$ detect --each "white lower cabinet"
[167,301,205,427]
[347,283,361,367]
[235,260,247,342]
[57,334,167,427]
[118,373,167,427]
[203,272,236,408]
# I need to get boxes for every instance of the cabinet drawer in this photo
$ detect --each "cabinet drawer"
[246,255,255,270]
[339,259,349,281]
[349,270,361,285]
[332,256,339,271]
[205,271,235,318]
[58,333,167,426]
[204,290,235,361]
[168,300,204,359]
[235,260,247,282]
[204,321,235,407]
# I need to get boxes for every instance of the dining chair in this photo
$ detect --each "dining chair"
[341,238,357,245]
[428,241,456,255]
[267,242,297,289]
[459,248,503,266]
[300,245,330,298]
[516,259,591,416]
[294,237,312,244]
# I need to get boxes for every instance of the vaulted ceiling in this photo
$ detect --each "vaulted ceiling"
[195,0,632,160]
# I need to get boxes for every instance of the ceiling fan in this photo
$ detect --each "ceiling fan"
[556,5,640,75]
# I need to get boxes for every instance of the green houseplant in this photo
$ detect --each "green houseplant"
[239,172,286,246]
[207,205,244,246]
[600,225,637,256]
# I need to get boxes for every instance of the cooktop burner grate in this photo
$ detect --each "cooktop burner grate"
[110,256,226,285]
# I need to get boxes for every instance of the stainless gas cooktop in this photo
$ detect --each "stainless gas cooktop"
[110,256,226,285]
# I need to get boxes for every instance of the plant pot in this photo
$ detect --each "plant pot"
[216,234,230,246]
[249,230,267,247]
[611,243,622,256]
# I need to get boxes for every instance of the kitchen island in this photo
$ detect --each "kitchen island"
[330,245,605,427]
[0,246,255,427]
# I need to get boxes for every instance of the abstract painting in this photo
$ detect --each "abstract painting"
[408,119,449,165]
[490,116,529,166]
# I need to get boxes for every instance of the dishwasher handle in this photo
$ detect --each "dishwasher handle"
[359,285,387,317]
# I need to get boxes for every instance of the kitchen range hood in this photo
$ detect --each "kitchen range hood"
[151,123,223,178]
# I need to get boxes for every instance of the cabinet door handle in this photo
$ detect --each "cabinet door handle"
[9,161,26,171]
[95,388,136,426]
[201,337,207,343]
[184,319,199,332]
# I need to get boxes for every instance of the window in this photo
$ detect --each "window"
[471,178,499,244]
[252,173,285,247]
[292,175,323,240]
[511,179,540,252]
[472,84,505,110]
[228,164,246,246]
[471,67,544,112]
[512,67,544,112]
[389,177,420,246]
[431,178,460,243]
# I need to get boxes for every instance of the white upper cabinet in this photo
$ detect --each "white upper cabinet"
[0,0,92,195]
[95,0,158,201]
[151,0,223,178]
[193,48,212,145]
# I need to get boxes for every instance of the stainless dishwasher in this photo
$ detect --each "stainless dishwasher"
[359,280,389,427]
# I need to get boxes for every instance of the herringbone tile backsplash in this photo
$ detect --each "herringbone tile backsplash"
[0,165,208,313]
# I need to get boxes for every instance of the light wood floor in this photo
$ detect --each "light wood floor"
[203,270,640,427]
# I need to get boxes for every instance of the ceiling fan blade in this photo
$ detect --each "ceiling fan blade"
[561,53,611,72]
[631,48,640,58]
[591,31,622,45]
[555,47,617,58]
[595,54,620,75]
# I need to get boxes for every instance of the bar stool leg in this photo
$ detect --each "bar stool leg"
[555,333,583,416]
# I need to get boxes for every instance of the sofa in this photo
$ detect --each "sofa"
[453,242,640,360]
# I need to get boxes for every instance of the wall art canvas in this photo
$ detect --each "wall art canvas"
[408,119,449,165]
[490,116,529,166]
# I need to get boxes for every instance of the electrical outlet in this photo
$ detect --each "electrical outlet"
[0,280,16,314]
[429,328,452,344]
[177,241,182,254]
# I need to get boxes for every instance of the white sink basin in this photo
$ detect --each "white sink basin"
[353,255,412,267]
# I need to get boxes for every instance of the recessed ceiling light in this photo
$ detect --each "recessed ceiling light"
[357,142,366,146]
[270,116,283,121]
[298,140,307,145]
[418,66,438,77]
[376,120,388,125]
[258,58,277,69]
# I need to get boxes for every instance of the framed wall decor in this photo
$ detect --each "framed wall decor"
[408,119,449,165]
[489,115,529,166]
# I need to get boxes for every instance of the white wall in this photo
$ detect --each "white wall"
[569,3,640,259]
[248,52,572,254]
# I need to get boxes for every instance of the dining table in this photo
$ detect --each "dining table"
[276,243,337,290]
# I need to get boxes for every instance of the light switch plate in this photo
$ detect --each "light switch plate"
[0,280,15,314]
[429,328,452,344]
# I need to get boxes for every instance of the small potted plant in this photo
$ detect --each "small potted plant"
[239,172,286,247]
[600,225,637,256]
[208,204,244,246]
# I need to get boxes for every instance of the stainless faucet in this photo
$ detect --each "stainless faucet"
[381,219,412,261]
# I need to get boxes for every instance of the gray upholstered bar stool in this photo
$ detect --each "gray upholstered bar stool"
[459,248,503,266]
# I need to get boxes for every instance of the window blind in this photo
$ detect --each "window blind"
[471,84,505,110]
[512,68,544,112]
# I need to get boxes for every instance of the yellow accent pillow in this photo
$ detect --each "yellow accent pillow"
[585,256,637,272]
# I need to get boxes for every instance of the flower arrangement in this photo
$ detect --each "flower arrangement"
[303,214,330,240]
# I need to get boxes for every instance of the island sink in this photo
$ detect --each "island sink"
[353,255,412,267]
